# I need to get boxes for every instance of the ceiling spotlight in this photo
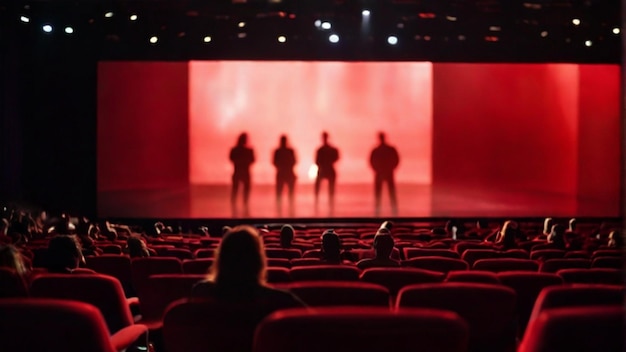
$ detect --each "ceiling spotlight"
[105,12,114,18]
[203,36,212,43]
[612,27,620,35]
[64,27,74,34]
[446,16,457,22]
[387,36,398,45]
[278,35,286,43]
[328,34,339,43]
[149,36,158,44]
[321,22,331,30]
[238,21,246,28]
[585,40,592,47]
[314,20,321,28]
[20,15,30,23]
[130,14,138,21]
[540,31,548,37]
[489,26,501,32]
[572,18,581,26]
[237,32,247,39]
[42,24,53,33]
[362,9,370,16]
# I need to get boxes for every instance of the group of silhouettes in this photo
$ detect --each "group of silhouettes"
[229,131,400,216]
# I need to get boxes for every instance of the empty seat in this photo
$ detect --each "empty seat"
[283,281,390,307]
[290,258,323,267]
[445,270,501,284]
[131,257,182,297]
[563,250,590,259]
[30,274,136,334]
[397,282,517,352]
[182,259,213,274]
[473,258,539,273]
[162,248,194,260]
[265,248,302,259]
[266,258,291,268]
[591,249,623,259]
[253,307,469,352]
[529,284,624,322]
[557,268,624,285]
[519,306,624,352]
[403,248,460,259]
[266,267,291,283]
[530,249,566,261]
[193,248,215,258]
[454,242,494,255]
[496,271,563,337]
[137,274,205,330]
[290,265,360,281]
[85,255,133,295]
[403,257,469,273]
[540,259,590,273]
[462,249,499,266]
[360,267,445,296]
[0,298,149,352]
[591,256,623,269]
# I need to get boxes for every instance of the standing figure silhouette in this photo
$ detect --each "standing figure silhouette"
[273,135,297,216]
[230,132,255,216]
[370,132,399,216]
[314,132,339,213]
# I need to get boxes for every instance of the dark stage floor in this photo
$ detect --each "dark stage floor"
[98,183,620,219]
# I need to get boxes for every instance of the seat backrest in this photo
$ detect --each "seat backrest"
[162,248,194,260]
[496,271,563,336]
[30,274,134,334]
[455,243,494,255]
[99,244,123,255]
[282,281,390,307]
[194,248,216,258]
[530,249,566,261]
[563,250,590,259]
[403,257,469,273]
[265,248,302,259]
[253,307,469,352]
[529,284,624,322]
[473,258,539,273]
[540,259,591,273]
[360,267,445,296]
[519,306,624,352]
[403,248,460,259]
[591,256,623,269]
[462,249,499,266]
[556,268,624,285]
[266,267,291,283]
[139,274,205,323]
[591,249,623,259]
[85,255,133,291]
[0,298,116,352]
[397,282,517,352]
[131,257,182,296]
[290,265,360,281]
[445,270,501,284]
[266,258,291,268]
[182,258,214,274]
[290,258,322,267]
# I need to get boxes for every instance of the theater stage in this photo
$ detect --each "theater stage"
[98,183,618,220]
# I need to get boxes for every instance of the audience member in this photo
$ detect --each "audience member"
[279,224,295,249]
[547,224,567,249]
[0,244,29,277]
[607,230,623,248]
[46,235,85,273]
[495,220,519,250]
[356,230,400,269]
[126,235,150,258]
[320,229,342,264]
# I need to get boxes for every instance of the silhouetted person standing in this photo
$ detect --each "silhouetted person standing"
[230,133,255,216]
[273,135,297,216]
[315,132,339,212]
[370,132,399,216]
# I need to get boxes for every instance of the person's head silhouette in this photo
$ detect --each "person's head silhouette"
[210,225,266,286]
[378,132,386,144]
[280,224,294,248]
[279,135,288,148]
[321,229,341,261]
[373,230,394,259]
[237,133,248,147]
[322,131,329,145]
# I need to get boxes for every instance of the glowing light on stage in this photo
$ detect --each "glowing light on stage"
[20,16,30,23]
[64,26,74,34]
[308,165,319,180]
[149,36,158,44]
[328,34,339,43]
[42,24,53,33]
[321,22,331,30]
[387,36,398,45]
[130,14,138,21]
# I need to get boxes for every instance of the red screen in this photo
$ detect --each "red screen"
[97,61,620,219]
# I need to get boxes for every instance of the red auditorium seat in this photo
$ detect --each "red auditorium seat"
[519,306,624,352]
[290,258,323,266]
[30,274,137,334]
[193,248,215,258]
[530,249,566,261]
[0,267,28,297]
[591,249,623,259]
[563,250,590,259]
[302,249,322,258]
[539,258,591,273]
[591,256,623,269]
[149,245,176,256]
[137,274,205,330]
[352,247,401,260]
[253,307,469,352]
[556,268,624,285]
[403,256,469,273]
[445,270,500,284]
[0,298,149,352]
[282,281,390,307]
[266,258,291,268]
[162,248,194,260]
[289,265,360,281]
[98,244,123,255]
[131,257,182,297]
[528,284,624,322]
[360,267,445,297]
[472,258,539,272]
[397,282,517,352]
[454,242,494,255]
[266,267,291,283]
[85,255,133,294]
[265,248,302,259]
[163,298,288,352]
[403,248,460,259]
[182,258,213,274]
[461,249,499,266]
[496,271,563,337]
